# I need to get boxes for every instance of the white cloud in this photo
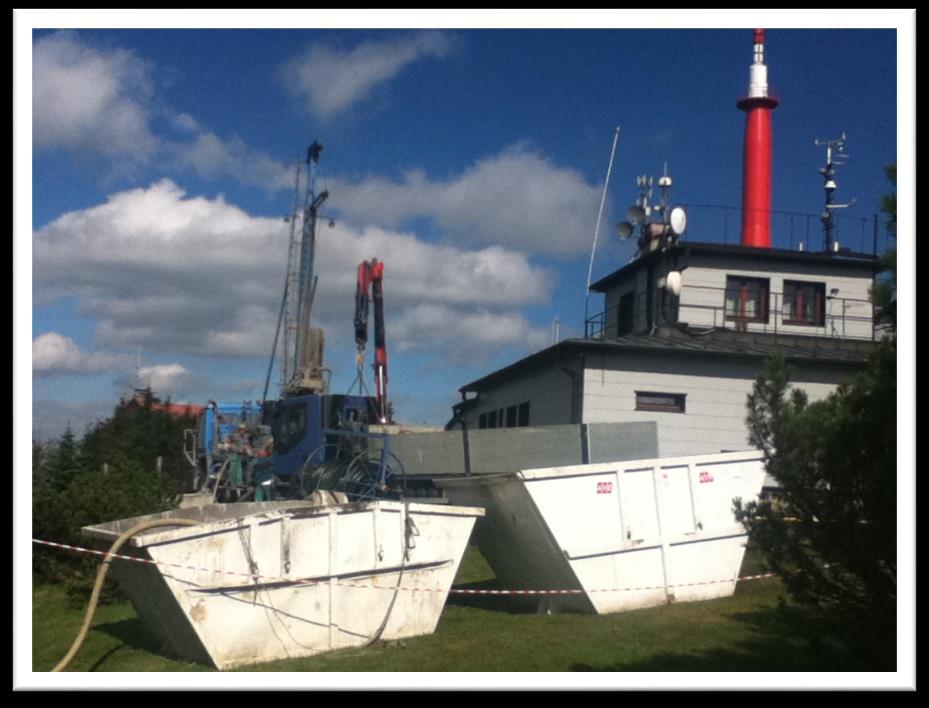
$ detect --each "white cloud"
[32,32,294,193]
[282,31,454,118]
[33,181,554,363]
[389,304,551,361]
[137,363,191,393]
[171,131,295,193]
[33,332,131,375]
[328,144,604,255]
[34,180,290,357]
[33,32,159,161]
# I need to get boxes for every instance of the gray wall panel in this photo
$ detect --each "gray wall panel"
[372,423,661,478]
[586,421,659,462]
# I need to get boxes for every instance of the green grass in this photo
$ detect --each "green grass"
[32,545,869,674]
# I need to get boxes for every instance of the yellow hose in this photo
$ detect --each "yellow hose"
[52,517,200,672]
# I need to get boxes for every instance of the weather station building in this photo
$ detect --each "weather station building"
[447,29,883,461]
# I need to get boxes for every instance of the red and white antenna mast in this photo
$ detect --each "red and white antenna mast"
[737,28,779,248]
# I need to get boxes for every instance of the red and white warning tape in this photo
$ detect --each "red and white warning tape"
[32,537,777,596]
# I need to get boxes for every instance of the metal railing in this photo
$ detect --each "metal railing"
[586,285,875,341]
[674,204,894,256]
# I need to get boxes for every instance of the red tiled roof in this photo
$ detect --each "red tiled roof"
[151,402,204,418]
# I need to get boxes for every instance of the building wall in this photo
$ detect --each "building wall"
[596,252,875,340]
[459,353,584,430]
[582,350,858,458]
[603,267,649,335]
[675,255,874,339]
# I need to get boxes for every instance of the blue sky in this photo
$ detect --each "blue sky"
[19,12,911,441]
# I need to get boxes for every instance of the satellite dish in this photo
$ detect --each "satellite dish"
[617,222,634,240]
[669,206,687,235]
[626,205,646,225]
[665,270,683,296]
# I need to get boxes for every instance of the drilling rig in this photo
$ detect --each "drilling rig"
[187,143,405,503]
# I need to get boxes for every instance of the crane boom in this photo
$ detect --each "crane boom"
[354,259,390,423]
[286,141,328,396]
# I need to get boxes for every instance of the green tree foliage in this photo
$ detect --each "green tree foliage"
[32,389,195,596]
[63,454,173,540]
[872,162,897,331]
[81,389,197,496]
[735,341,896,667]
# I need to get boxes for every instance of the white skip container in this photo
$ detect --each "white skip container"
[438,450,766,614]
[81,497,483,669]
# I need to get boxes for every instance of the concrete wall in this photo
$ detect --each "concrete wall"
[371,422,659,477]
[582,350,859,458]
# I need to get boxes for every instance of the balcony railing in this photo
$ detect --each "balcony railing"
[586,284,875,342]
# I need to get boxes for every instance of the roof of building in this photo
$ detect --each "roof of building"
[589,240,881,293]
[125,391,203,418]
[459,326,878,393]
[152,402,204,418]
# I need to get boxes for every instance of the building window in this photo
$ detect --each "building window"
[506,405,518,427]
[725,276,769,323]
[481,402,529,428]
[617,292,635,336]
[635,391,686,413]
[783,280,826,326]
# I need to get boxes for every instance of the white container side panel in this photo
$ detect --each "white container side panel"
[521,470,625,558]
[658,464,698,537]
[437,476,594,612]
[666,536,746,602]
[690,457,766,531]
[515,451,766,614]
[90,501,481,669]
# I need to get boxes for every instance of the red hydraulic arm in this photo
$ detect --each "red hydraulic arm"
[354,259,390,423]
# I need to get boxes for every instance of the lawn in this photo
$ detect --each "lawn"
[31,544,872,677]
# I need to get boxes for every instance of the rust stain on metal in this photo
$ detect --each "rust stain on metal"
[189,601,208,623]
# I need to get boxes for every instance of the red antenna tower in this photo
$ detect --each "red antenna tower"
[737,28,778,248]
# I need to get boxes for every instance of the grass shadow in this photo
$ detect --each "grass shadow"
[446,578,554,615]
[570,603,889,672]
[93,616,169,656]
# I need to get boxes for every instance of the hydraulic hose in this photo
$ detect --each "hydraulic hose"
[364,502,415,647]
[51,517,200,672]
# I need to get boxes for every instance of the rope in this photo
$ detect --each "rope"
[51,517,201,672]
[36,536,779,595]
[364,502,415,646]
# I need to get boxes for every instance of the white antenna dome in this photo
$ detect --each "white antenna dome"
[669,206,688,235]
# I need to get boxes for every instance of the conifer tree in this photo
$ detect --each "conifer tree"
[736,341,897,667]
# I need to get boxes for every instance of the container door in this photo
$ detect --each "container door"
[619,466,660,549]
[656,464,698,538]
[691,458,764,534]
